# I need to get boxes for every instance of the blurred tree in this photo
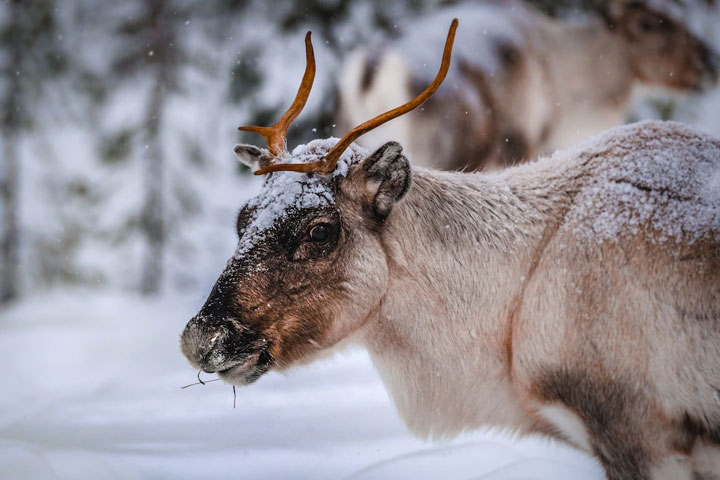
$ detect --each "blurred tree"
[0,0,68,303]
[111,0,191,295]
[4,0,713,299]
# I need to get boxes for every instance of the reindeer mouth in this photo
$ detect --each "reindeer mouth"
[180,314,274,385]
[216,346,274,386]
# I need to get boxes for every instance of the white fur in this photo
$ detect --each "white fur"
[339,50,413,151]
[649,456,693,480]
[692,441,720,478]
[537,405,592,452]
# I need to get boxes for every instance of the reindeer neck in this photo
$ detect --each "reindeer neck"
[544,20,629,81]
[361,164,576,437]
[539,20,634,149]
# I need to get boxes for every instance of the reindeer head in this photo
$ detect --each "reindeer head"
[603,0,718,91]
[180,20,457,385]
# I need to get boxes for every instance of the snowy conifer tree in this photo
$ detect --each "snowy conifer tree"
[0,0,68,303]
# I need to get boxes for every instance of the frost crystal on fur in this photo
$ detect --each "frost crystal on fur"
[233,139,368,260]
[565,121,720,243]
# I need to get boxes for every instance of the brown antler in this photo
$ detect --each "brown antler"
[255,18,459,176]
[238,32,316,158]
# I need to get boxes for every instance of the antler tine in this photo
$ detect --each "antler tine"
[255,18,459,176]
[238,32,316,158]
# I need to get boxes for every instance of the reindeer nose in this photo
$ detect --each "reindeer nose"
[180,316,237,373]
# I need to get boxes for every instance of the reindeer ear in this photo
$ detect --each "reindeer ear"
[233,144,270,173]
[360,142,412,221]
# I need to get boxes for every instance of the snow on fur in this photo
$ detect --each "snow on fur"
[563,121,720,244]
[233,139,368,260]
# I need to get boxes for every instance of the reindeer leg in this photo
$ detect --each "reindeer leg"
[533,369,663,480]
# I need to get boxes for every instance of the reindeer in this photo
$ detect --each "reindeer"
[181,20,720,480]
[338,0,719,171]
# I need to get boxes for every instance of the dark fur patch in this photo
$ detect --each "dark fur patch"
[499,130,529,166]
[452,59,501,171]
[534,369,651,480]
[683,413,720,446]
[496,39,522,70]
[699,41,719,83]
[360,52,381,92]
[539,121,552,145]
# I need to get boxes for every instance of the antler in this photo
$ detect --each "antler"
[255,18,459,176]
[238,32,316,158]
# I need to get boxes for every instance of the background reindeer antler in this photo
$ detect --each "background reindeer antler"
[253,18,459,176]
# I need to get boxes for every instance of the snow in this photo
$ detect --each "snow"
[562,121,720,243]
[0,290,605,479]
[233,139,367,259]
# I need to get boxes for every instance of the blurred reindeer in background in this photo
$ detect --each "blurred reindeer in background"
[339,0,719,171]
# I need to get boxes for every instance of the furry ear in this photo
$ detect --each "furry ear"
[233,144,270,173]
[361,141,412,221]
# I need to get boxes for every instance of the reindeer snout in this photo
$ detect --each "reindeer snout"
[180,315,267,375]
[180,316,239,373]
[181,316,228,372]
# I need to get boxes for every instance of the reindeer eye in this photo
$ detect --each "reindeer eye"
[308,224,330,242]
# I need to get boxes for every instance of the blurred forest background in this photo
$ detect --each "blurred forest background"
[1,0,719,304]
[1,2,720,477]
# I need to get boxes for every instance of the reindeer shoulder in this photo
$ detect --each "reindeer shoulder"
[527,120,720,245]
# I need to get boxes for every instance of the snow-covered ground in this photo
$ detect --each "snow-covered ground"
[0,291,605,479]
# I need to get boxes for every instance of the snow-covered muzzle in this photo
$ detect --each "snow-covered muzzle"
[181,312,272,385]
[180,140,386,385]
